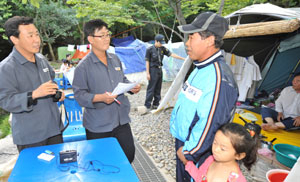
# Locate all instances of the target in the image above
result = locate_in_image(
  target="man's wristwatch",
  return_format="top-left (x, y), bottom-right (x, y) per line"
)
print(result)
top-left (27, 91), bottom-right (37, 107)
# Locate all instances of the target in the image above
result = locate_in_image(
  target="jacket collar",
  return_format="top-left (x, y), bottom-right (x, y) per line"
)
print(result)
top-left (193, 50), bottom-right (222, 69)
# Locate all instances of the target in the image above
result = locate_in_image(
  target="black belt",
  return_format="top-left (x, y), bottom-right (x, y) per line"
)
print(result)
top-left (151, 65), bottom-right (162, 69)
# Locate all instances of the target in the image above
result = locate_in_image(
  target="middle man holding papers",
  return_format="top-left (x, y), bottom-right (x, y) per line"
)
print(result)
top-left (72, 19), bottom-right (140, 163)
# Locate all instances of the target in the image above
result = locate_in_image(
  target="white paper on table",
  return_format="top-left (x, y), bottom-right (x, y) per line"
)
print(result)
top-left (112, 82), bottom-right (138, 95)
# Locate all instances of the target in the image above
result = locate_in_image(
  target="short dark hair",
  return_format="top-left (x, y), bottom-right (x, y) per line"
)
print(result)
top-left (198, 31), bottom-right (224, 48)
top-left (4, 16), bottom-right (34, 45)
top-left (66, 54), bottom-right (71, 57)
top-left (219, 123), bottom-right (258, 170)
top-left (294, 72), bottom-right (300, 78)
top-left (83, 19), bottom-right (108, 39)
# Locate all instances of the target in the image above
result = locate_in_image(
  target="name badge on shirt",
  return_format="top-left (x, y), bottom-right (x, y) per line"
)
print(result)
top-left (182, 81), bottom-right (202, 102)
top-left (43, 68), bottom-right (49, 72)
top-left (115, 67), bottom-right (121, 71)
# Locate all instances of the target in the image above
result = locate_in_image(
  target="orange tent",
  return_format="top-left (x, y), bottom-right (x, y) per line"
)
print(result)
top-left (71, 49), bottom-right (90, 59)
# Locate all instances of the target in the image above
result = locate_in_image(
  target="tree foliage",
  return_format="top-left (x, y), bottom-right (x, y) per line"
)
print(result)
top-left (206, 0), bottom-right (268, 16)
top-left (67, 0), bottom-right (150, 27)
top-left (0, 1), bottom-right (13, 38)
top-left (20, 0), bottom-right (43, 8)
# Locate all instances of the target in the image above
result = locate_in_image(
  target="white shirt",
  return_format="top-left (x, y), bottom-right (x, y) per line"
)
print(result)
top-left (275, 86), bottom-right (300, 118)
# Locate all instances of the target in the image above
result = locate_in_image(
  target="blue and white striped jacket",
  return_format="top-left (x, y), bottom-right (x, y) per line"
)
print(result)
top-left (170, 51), bottom-right (238, 163)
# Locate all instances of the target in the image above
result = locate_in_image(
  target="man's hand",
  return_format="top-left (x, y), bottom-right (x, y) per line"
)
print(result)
top-left (130, 84), bottom-right (141, 94)
top-left (293, 116), bottom-right (300, 127)
top-left (277, 112), bottom-right (284, 122)
top-left (147, 73), bottom-right (151, 81)
top-left (103, 92), bottom-right (117, 104)
top-left (32, 80), bottom-right (58, 99)
top-left (59, 90), bottom-right (65, 102)
top-left (176, 146), bottom-right (188, 165)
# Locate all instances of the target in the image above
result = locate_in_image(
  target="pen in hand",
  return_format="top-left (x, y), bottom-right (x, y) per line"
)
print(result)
top-left (106, 92), bottom-right (121, 105)
top-left (114, 98), bottom-right (121, 105)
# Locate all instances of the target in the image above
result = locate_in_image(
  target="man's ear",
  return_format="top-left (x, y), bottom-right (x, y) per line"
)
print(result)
top-left (206, 36), bottom-right (215, 47)
top-left (10, 36), bottom-right (18, 45)
top-left (87, 36), bottom-right (93, 44)
top-left (235, 152), bottom-right (246, 160)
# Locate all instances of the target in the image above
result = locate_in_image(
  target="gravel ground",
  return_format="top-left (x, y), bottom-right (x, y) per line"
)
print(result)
top-left (0, 81), bottom-right (283, 181)
top-left (128, 82), bottom-right (281, 182)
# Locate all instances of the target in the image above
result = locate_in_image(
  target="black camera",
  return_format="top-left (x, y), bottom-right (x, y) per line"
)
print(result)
top-left (52, 90), bottom-right (62, 102)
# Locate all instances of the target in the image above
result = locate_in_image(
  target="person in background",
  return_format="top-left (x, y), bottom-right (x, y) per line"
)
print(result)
top-left (144, 34), bottom-right (185, 110)
top-left (170, 12), bottom-right (238, 182)
top-left (59, 59), bottom-right (69, 73)
top-left (66, 53), bottom-right (72, 62)
top-left (261, 72), bottom-right (300, 130)
top-left (177, 123), bottom-right (257, 182)
top-left (72, 19), bottom-right (141, 163)
top-left (0, 16), bottom-right (64, 152)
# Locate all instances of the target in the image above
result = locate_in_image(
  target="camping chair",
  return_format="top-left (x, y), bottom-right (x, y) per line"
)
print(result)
top-left (62, 93), bottom-right (86, 142)
top-left (63, 75), bottom-right (72, 90)
top-left (54, 78), bottom-right (64, 90)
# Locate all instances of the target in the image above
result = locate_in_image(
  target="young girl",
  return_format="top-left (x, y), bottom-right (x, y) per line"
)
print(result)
top-left (177, 123), bottom-right (258, 182)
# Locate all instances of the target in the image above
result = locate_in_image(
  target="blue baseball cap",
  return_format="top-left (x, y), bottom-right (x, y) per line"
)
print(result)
top-left (155, 34), bottom-right (166, 44)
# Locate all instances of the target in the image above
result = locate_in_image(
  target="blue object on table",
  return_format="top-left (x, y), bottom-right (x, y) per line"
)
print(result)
top-left (54, 78), bottom-right (64, 90)
top-left (63, 94), bottom-right (86, 142)
top-left (63, 75), bottom-right (72, 90)
top-left (9, 138), bottom-right (139, 182)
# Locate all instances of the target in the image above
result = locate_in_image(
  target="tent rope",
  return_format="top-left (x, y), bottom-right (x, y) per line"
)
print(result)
top-left (150, 0), bottom-right (169, 41)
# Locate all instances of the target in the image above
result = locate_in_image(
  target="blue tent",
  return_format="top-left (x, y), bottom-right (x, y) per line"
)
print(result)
top-left (112, 36), bottom-right (147, 74)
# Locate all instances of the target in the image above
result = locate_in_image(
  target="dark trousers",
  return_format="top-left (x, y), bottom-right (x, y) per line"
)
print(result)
top-left (261, 107), bottom-right (296, 129)
top-left (145, 67), bottom-right (162, 108)
top-left (17, 134), bottom-right (63, 153)
top-left (175, 139), bottom-right (191, 182)
top-left (85, 123), bottom-right (135, 163)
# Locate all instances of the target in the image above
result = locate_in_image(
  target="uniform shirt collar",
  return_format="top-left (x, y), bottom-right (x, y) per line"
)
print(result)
top-left (91, 51), bottom-right (113, 63)
top-left (12, 47), bottom-right (35, 65)
top-left (193, 50), bottom-right (222, 68)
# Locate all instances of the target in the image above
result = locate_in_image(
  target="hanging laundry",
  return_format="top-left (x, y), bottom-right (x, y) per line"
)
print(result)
top-left (67, 44), bottom-right (75, 52)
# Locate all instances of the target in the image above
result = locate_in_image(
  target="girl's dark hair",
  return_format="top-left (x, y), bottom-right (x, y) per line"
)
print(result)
top-left (219, 123), bottom-right (258, 170)
top-left (83, 19), bottom-right (108, 39)
top-left (4, 16), bottom-right (34, 45)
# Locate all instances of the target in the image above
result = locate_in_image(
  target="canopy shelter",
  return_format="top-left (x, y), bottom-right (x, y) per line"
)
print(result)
top-left (222, 3), bottom-right (300, 93)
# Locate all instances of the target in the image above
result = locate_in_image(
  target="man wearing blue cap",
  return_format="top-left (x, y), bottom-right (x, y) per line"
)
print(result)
top-left (144, 34), bottom-right (185, 110)
top-left (170, 12), bottom-right (239, 181)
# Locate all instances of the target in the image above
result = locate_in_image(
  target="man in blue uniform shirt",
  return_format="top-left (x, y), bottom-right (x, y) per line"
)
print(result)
top-left (144, 34), bottom-right (185, 110)
top-left (0, 16), bottom-right (65, 152)
top-left (170, 12), bottom-right (238, 182)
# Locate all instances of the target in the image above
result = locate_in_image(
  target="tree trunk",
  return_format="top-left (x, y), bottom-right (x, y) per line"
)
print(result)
top-left (47, 43), bottom-right (56, 62)
top-left (218, 0), bottom-right (225, 15)
top-left (168, 0), bottom-right (186, 26)
top-left (167, 0), bottom-right (187, 42)
top-left (42, 28), bottom-right (56, 62)
top-left (140, 20), bottom-right (184, 41)
top-left (78, 24), bottom-right (85, 44)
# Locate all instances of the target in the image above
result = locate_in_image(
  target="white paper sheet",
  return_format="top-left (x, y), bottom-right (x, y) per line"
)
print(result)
top-left (112, 82), bottom-right (138, 95)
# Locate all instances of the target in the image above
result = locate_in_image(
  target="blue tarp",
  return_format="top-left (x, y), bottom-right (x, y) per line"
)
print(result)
top-left (112, 36), bottom-right (135, 47)
top-left (113, 37), bottom-right (147, 74)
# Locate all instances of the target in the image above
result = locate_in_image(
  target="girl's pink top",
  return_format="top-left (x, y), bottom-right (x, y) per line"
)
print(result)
top-left (185, 155), bottom-right (247, 182)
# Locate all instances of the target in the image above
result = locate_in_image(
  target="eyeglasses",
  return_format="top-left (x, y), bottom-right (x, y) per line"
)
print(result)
top-left (92, 33), bottom-right (112, 39)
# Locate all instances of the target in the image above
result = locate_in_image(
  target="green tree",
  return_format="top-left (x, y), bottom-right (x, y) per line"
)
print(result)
top-left (0, 1), bottom-right (13, 37)
top-left (25, 1), bottom-right (78, 61)
top-left (20, 0), bottom-right (43, 8)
